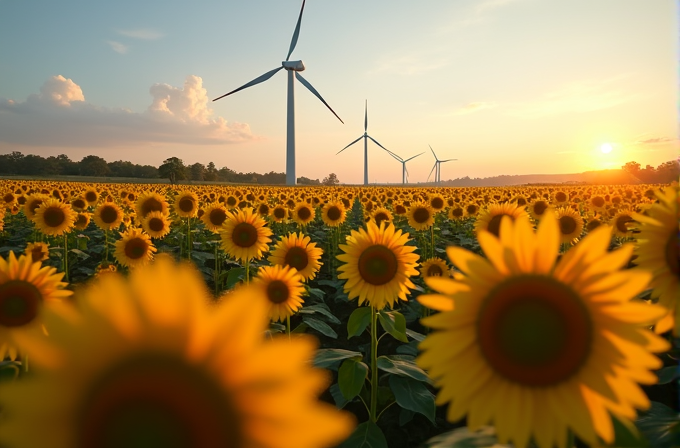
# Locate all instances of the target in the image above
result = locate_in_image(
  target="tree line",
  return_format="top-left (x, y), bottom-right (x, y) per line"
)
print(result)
top-left (0, 151), bottom-right (340, 185)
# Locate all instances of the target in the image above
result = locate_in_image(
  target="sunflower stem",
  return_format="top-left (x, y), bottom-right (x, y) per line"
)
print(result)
top-left (245, 259), bottom-right (250, 286)
top-left (430, 224), bottom-right (435, 259)
top-left (370, 305), bottom-right (379, 423)
top-left (186, 217), bottom-right (192, 261)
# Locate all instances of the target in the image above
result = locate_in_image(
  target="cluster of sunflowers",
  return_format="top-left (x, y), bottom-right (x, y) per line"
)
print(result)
top-left (0, 178), bottom-right (678, 448)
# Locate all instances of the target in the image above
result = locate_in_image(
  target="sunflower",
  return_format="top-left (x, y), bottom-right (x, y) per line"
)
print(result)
top-left (173, 191), bottom-right (199, 218)
top-left (417, 215), bottom-right (669, 448)
top-left (271, 205), bottom-right (289, 223)
top-left (142, 211), bottom-right (171, 239)
top-left (70, 197), bottom-right (88, 212)
top-left (74, 212), bottom-right (91, 230)
top-left (465, 203), bottom-right (479, 217)
top-left (337, 221), bottom-right (419, 310)
top-left (585, 216), bottom-right (603, 233)
top-left (407, 202), bottom-right (435, 231)
top-left (32, 199), bottom-right (76, 237)
top-left (268, 232), bottom-right (323, 282)
top-left (429, 194), bottom-right (446, 212)
top-left (114, 228), bottom-right (156, 268)
top-left (555, 207), bottom-right (584, 244)
top-left (22, 194), bottom-right (48, 221)
top-left (475, 202), bottom-right (529, 237)
top-left (0, 256), bottom-right (354, 448)
top-left (93, 202), bottom-right (124, 232)
top-left (254, 264), bottom-right (306, 322)
top-left (371, 207), bottom-right (393, 228)
top-left (321, 201), bottom-right (346, 227)
top-left (2, 191), bottom-right (16, 208)
top-left (200, 202), bottom-right (229, 233)
top-left (553, 190), bottom-right (568, 205)
top-left (448, 206), bottom-right (465, 221)
top-left (588, 195), bottom-right (607, 212)
top-left (135, 192), bottom-right (169, 220)
top-left (528, 200), bottom-right (552, 221)
top-left (420, 257), bottom-right (449, 279)
top-left (612, 209), bottom-right (635, 237)
top-left (0, 251), bottom-right (72, 361)
top-left (82, 188), bottom-right (100, 206)
top-left (220, 208), bottom-right (272, 263)
top-left (256, 202), bottom-right (271, 218)
top-left (292, 202), bottom-right (316, 226)
top-left (633, 184), bottom-right (679, 334)
top-left (24, 242), bottom-right (49, 262)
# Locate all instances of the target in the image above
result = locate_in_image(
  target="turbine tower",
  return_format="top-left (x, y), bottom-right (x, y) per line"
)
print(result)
top-left (385, 151), bottom-right (424, 184)
top-left (337, 100), bottom-right (393, 185)
top-left (212, 0), bottom-right (343, 186)
top-left (426, 145), bottom-right (457, 185)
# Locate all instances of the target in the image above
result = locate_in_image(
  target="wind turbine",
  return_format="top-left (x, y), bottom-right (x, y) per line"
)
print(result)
top-left (426, 145), bottom-right (457, 185)
top-left (385, 151), bottom-right (425, 184)
top-left (337, 100), bottom-right (394, 185)
top-left (212, 0), bottom-right (343, 186)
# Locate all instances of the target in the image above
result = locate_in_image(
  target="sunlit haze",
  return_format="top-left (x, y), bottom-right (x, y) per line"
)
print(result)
top-left (0, 0), bottom-right (677, 184)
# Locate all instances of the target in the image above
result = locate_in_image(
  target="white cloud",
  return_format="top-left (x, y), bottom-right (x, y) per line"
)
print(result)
top-left (0, 75), bottom-right (258, 148)
top-left (116, 28), bottom-right (164, 40)
top-left (455, 101), bottom-right (497, 115)
top-left (107, 40), bottom-right (128, 54)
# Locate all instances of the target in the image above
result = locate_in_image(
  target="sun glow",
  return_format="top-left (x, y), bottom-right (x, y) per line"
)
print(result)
top-left (600, 143), bottom-right (613, 154)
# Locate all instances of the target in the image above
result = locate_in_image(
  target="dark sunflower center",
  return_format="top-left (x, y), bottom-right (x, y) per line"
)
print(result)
top-left (209, 209), bottom-right (227, 227)
top-left (413, 207), bottom-right (430, 224)
top-left (29, 199), bottom-right (43, 214)
top-left (451, 208), bottom-right (464, 218)
top-left (179, 197), bottom-right (195, 213)
top-left (555, 192), bottom-right (567, 202)
top-left (431, 197), bottom-right (444, 209)
top-left (374, 212), bottom-right (389, 226)
top-left (124, 238), bottom-right (148, 260)
top-left (666, 234), bottom-right (680, 279)
top-left (85, 192), bottom-right (98, 203)
top-left (226, 197), bottom-right (237, 207)
top-left (266, 280), bottom-right (290, 304)
top-left (327, 206), bottom-right (341, 221)
top-left (592, 197), bottom-right (605, 208)
top-left (477, 275), bottom-right (592, 387)
top-left (358, 245), bottom-right (398, 286)
top-left (615, 214), bottom-right (632, 234)
top-left (297, 207), bottom-right (312, 221)
top-left (43, 207), bottom-right (66, 227)
top-left (141, 198), bottom-right (163, 217)
top-left (148, 218), bottom-right (165, 232)
top-left (258, 205), bottom-right (270, 216)
top-left (558, 215), bottom-right (577, 235)
top-left (76, 355), bottom-right (241, 448)
top-left (284, 246), bottom-right (309, 272)
top-left (516, 197), bottom-right (527, 206)
top-left (586, 219), bottom-right (601, 232)
top-left (100, 206), bottom-right (119, 224)
top-left (0, 280), bottom-right (42, 327)
top-left (3, 193), bottom-right (14, 203)
top-left (31, 247), bottom-right (46, 260)
top-left (72, 199), bottom-right (86, 210)
top-left (486, 214), bottom-right (512, 237)
top-left (232, 223), bottom-right (258, 248)
top-left (533, 201), bottom-right (548, 216)
top-left (466, 204), bottom-right (478, 215)
top-left (426, 264), bottom-right (444, 277)
top-left (273, 208), bottom-right (286, 219)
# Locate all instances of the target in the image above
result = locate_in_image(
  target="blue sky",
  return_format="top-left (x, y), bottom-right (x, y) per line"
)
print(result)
top-left (0, 0), bottom-right (676, 184)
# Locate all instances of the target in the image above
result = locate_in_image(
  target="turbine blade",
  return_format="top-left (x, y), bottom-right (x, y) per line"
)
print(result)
top-left (286, 0), bottom-right (306, 61)
top-left (295, 72), bottom-right (344, 124)
top-left (213, 66), bottom-right (283, 101)
top-left (429, 144), bottom-right (439, 161)
top-left (367, 135), bottom-right (390, 153)
top-left (441, 158), bottom-right (458, 162)
top-left (385, 150), bottom-right (403, 162)
top-left (337, 135), bottom-right (363, 154)
top-left (364, 99), bottom-right (368, 132)
top-left (426, 163), bottom-right (437, 182)
top-left (405, 152), bottom-right (425, 162)
top-left (405, 165), bottom-right (410, 176)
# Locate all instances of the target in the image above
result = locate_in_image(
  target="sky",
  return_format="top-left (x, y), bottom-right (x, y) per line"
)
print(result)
top-left (0, 0), bottom-right (677, 184)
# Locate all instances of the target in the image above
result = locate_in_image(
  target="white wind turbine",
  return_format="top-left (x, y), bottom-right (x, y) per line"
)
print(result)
top-left (212, 0), bottom-right (343, 186)
top-left (337, 100), bottom-right (394, 185)
top-left (385, 151), bottom-right (425, 184)
top-left (426, 144), bottom-right (457, 185)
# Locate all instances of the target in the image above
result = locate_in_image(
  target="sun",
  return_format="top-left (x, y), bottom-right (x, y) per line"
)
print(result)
top-left (600, 142), bottom-right (613, 154)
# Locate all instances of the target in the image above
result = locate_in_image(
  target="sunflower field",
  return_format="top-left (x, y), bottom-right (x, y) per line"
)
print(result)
top-left (0, 178), bottom-right (678, 448)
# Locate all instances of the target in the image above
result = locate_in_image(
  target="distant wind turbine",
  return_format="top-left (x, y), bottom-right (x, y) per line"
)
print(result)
top-left (212, 0), bottom-right (343, 186)
top-left (385, 151), bottom-right (425, 184)
top-left (426, 145), bottom-right (457, 185)
top-left (337, 100), bottom-right (394, 185)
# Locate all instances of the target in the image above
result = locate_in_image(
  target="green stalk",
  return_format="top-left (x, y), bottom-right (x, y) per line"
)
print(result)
top-left (430, 224), bottom-right (435, 259)
top-left (245, 258), bottom-right (250, 286)
top-left (214, 242), bottom-right (220, 296)
top-left (186, 218), bottom-right (192, 261)
top-left (370, 305), bottom-right (379, 423)
top-left (104, 230), bottom-right (109, 262)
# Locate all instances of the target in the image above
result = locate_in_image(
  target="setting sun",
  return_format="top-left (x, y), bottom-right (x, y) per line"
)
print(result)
top-left (600, 143), bottom-right (614, 154)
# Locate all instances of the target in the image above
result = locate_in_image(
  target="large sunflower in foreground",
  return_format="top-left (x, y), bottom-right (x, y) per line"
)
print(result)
top-left (475, 202), bottom-right (529, 237)
top-left (32, 199), bottom-right (77, 237)
top-left (220, 208), bottom-right (272, 263)
top-left (268, 232), bottom-right (323, 282)
top-left (113, 228), bottom-right (156, 268)
top-left (0, 251), bottom-right (72, 361)
top-left (337, 221), bottom-right (419, 310)
top-left (0, 256), bottom-right (354, 448)
top-left (253, 264), bottom-right (305, 322)
top-left (417, 215), bottom-right (669, 448)
top-left (633, 184), bottom-right (679, 335)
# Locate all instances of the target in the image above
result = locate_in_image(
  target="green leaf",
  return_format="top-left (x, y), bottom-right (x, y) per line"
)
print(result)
top-left (610, 413), bottom-right (648, 447)
top-left (377, 355), bottom-right (430, 383)
top-left (313, 348), bottom-right (362, 370)
top-left (225, 267), bottom-right (245, 290)
top-left (405, 328), bottom-right (426, 342)
top-left (347, 307), bottom-right (372, 339)
top-left (69, 248), bottom-right (89, 259)
top-left (298, 303), bottom-right (341, 324)
top-left (337, 421), bottom-right (388, 448)
top-left (378, 310), bottom-right (408, 343)
top-left (307, 287), bottom-right (325, 299)
top-left (76, 235), bottom-right (88, 251)
top-left (655, 366), bottom-right (679, 385)
top-left (636, 401), bottom-right (680, 448)
top-left (291, 322), bottom-right (308, 334)
top-left (302, 317), bottom-right (338, 339)
top-left (425, 426), bottom-right (499, 448)
top-left (330, 383), bottom-right (350, 409)
top-left (389, 375), bottom-right (436, 424)
top-left (399, 408), bottom-right (415, 426)
top-left (338, 359), bottom-right (368, 400)
top-left (396, 340), bottom-right (420, 357)
top-left (317, 279), bottom-right (343, 288)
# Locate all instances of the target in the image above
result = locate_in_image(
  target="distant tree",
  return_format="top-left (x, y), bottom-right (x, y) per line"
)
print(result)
top-left (18, 154), bottom-right (49, 175)
top-left (621, 161), bottom-right (641, 177)
top-left (79, 155), bottom-right (110, 177)
top-left (322, 173), bottom-right (340, 186)
top-left (297, 176), bottom-right (320, 185)
top-left (189, 163), bottom-right (206, 181)
top-left (205, 162), bottom-right (218, 181)
top-left (134, 165), bottom-right (159, 179)
top-left (108, 160), bottom-right (136, 177)
top-left (655, 160), bottom-right (680, 183)
top-left (158, 157), bottom-right (187, 184)
top-left (55, 154), bottom-right (79, 175)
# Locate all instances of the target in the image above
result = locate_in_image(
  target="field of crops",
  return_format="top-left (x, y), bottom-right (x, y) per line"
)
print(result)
top-left (0, 178), bottom-right (677, 448)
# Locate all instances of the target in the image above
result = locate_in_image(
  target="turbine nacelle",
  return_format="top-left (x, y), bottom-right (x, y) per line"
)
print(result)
top-left (282, 60), bottom-right (305, 71)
